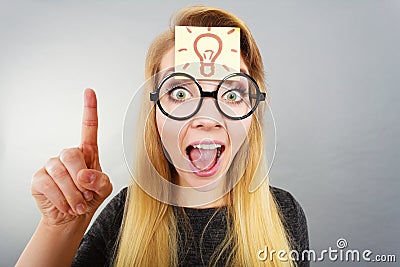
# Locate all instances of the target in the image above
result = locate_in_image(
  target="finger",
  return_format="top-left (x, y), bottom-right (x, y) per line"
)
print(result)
top-left (59, 148), bottom-right (89, 195)
top-left (77, 169), bottom-right (112, 201)
top-left (81, 88), bottom-right (98, 147)
top-left (45, 158), bottom-right (88, 215)
top-left (80, 88), bottom-right (101, 170)
top-left (31, 168), bottom-right (71, 214)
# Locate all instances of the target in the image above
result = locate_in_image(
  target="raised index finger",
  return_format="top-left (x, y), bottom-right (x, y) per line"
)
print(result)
top-left (81, 88), bottom-right (98, 146)
top-left (80, 88), bottom-right (101, 170)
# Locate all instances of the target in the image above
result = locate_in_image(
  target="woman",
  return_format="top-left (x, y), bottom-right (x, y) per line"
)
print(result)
top-left (17, 6), bottom-right (309, 267)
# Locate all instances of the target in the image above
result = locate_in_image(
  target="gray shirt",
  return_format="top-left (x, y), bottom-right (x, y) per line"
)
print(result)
top-left (72, 186), bottom-right (309, 266)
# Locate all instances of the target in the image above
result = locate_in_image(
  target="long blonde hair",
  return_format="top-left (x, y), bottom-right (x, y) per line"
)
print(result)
top-left (114, 6), bottom-right (296, 267)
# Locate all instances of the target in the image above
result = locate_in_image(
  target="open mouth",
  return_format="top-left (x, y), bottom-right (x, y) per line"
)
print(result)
top-left (185, 142), bottom-right (225, 175)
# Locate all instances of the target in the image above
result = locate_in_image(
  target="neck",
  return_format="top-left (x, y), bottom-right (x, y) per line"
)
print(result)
top-left (192, 195), bottom-right (229, 209)
top-left (173, 174), bottom-right (230, 209)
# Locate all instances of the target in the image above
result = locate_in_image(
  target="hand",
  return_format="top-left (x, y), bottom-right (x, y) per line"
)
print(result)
top-left (31, 89), bottom-right (113, 226)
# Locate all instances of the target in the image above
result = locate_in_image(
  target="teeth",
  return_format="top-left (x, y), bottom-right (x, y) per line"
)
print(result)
top-left (192, 144), bottom-right (222, 150)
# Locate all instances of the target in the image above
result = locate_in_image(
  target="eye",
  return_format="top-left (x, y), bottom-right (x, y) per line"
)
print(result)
top-left (170, 87), bottom-right (191, 101)
top-left (222, 90), bottom-right (242, 102)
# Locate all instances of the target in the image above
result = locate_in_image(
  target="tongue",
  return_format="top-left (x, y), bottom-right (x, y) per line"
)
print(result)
top-left (189, 148), bottom-right (217, 171)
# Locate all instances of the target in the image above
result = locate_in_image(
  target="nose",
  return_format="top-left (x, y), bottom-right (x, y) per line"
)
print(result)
top-left (190, 98), bottom-right (224, 129)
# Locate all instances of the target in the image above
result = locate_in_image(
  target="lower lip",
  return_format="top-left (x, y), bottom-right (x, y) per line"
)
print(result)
top-left (188, 153), bottom-right (223, 177)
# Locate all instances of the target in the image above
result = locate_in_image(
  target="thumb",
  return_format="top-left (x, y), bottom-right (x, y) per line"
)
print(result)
top-left (77, 169), bottom-right (112, 200)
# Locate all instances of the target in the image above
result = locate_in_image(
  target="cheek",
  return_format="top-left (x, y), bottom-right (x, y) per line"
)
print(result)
top-left (156, 109), bottom-right (177, 146)
top-left (155, 108), bottom-right (165, 137)
top-left (155, 108), bottom-right (186, 162)
top-left (226, 117), bottom-right (252, 155)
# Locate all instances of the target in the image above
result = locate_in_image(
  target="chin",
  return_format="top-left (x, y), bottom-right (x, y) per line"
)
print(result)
top-left (178, 160), bottom-right (230, 192)
top-left (184, 174), bottom-right (222, 190)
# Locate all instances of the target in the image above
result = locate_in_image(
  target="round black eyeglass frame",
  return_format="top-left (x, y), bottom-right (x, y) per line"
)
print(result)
top-left (150, 72), bottom-right (266, 121)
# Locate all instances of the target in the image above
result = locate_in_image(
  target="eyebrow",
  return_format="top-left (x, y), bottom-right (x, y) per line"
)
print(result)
top-left (155, 67), bottom-right (175, 84)
top-left (159, 67), bottom-right (175, 76)
top-left (240, 68), bottom-right (249, 75)
top-left (156, 67), bottom-right (250, 84)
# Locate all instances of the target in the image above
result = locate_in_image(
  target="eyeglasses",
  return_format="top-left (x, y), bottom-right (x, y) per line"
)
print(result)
top-left (150, 72), bottom-right (266, 120)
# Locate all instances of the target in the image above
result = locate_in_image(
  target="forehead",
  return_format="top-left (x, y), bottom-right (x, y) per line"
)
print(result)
top-left (159, 47), bottom-right (250, 75)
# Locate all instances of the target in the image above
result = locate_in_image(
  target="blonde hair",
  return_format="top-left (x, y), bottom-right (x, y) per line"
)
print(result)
top-left (114, 6), bottom-right (296, 267)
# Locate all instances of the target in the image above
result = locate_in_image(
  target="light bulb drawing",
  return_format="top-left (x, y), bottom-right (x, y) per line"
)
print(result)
top-left (193, 33), bottom-right (223, 77)
top-left (175, 26), bottom-right (240, 80)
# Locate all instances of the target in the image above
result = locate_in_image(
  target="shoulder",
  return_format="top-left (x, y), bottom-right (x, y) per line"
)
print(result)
top-left (82, 187), bottom-right (128, 235)
top-left (99, 187), bottom-right (128, 229)
top-left (269, 186), bottom-right (310, 254)
top-left (270, 186), bottom-right (305, 219)
top-left (72, 187), bottom-right (128, 266)
top-left (94, 187), bottom-right (127, 224)
top-left (107, 187), bottom-right (128, 210)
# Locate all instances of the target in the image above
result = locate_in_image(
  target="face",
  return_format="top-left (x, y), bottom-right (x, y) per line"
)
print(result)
top-left (155, 48), bottom-right (252, 189)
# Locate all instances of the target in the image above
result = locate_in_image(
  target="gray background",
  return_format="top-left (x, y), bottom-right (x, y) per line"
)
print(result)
top-left (1, 0), bottom-right (399, 266)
